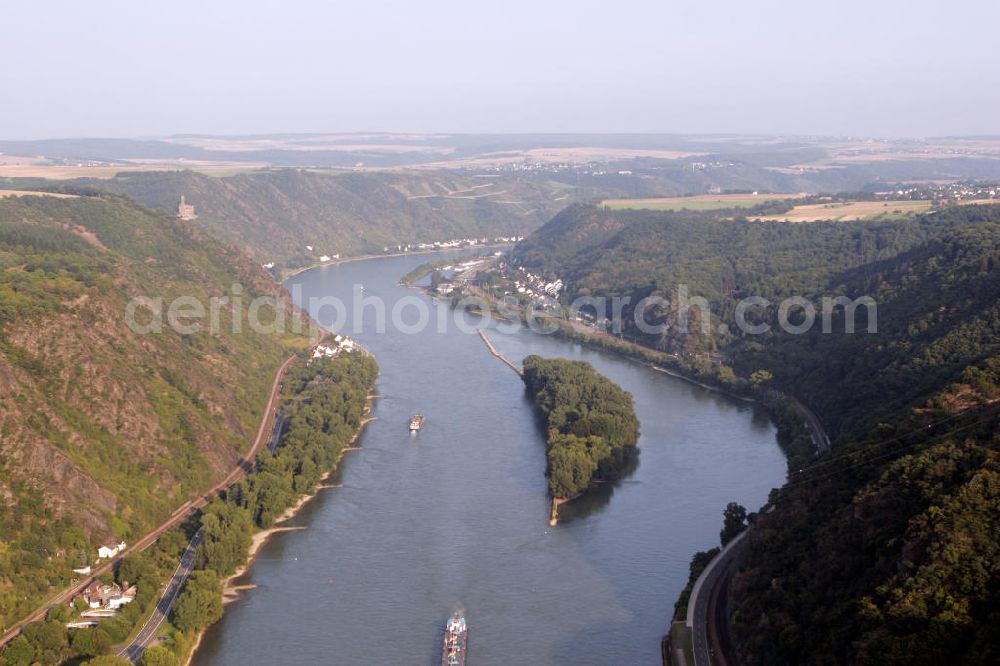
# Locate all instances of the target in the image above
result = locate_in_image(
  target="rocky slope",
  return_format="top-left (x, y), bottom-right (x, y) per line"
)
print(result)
top-left (0, 193), bottom-right (309, 626)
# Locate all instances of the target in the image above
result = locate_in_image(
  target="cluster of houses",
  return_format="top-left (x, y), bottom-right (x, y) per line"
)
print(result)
top-left (468, 159), bottom-right (629, 177)
top-left (311, 335), bottom-right (356, 360)
top-left (62, 541), bottom-right (138, 624)
top-left (383, 236), bottom-right (523, 254)
top-left (688, 161), bottom-right (737, 170)
top-left (512, 273), bottom-right (564, 299)
top-left (260, 237), bottom-right (525, 272)
top-left (294, 245), bottom-right (340, 268)
top-left (877, 182), bottom-right (998, 202)
top-left (77, 581), bottom-right (137, 611)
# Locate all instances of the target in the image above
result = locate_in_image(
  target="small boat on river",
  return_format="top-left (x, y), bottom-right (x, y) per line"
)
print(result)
top-left (409, 414), bottom-right (425, 432)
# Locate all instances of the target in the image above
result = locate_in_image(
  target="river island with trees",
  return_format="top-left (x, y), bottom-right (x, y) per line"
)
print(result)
top-left (521, 355), bottom-right (640, 500)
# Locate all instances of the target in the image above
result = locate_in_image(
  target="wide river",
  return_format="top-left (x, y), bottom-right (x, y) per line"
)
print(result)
top-left (191, 252), bottom-right (786, 665)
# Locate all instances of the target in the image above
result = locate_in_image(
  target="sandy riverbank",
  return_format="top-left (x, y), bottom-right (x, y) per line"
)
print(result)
top-left (181, 410), bottom-right (376, 666)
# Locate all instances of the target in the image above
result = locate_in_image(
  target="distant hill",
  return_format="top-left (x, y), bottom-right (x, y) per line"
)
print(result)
top-left (69, 170), bottom-right (574, 267)
top-left (0, 194), bottom-right (308, 627)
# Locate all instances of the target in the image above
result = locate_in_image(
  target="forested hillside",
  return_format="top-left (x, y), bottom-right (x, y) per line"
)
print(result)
top-left (512, 204), bottom-right (1000, 434)
top-left (511, 203), bottom-right (1000, 664)
top-left (0, 194), bottom-right (309, 628)
top-left (56, 170), bottom-right (573, 267)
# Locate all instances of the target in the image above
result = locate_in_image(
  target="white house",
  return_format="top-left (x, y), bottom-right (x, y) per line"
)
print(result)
top-left (79, 581), bottom-right (135, 610)
top-left (107, 585), bottom-right (137, 609)
top-left (97, 541), bottom-right (126, 560)
top-left (312, 344), bottom-right (338, 359)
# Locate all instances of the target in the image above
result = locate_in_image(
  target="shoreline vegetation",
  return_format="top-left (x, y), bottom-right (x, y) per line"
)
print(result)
top-left (171, 351), bottom-right (379, 666)
top-left (521, 356), bottom-right (641, 525)
top-left (450, 279), bottom-right (819, 472)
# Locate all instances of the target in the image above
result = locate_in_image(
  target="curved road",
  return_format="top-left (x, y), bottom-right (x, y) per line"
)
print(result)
top-left (0, 352), bottom-right (297, 649)
top-left (685, 398), bottom-right (830, 666)
top-left (790, 396), bottom-right (831, 454)
top-left (685, 530), bottom-right (747, 666)
top-left (119, 529), bottom-right (204, 662)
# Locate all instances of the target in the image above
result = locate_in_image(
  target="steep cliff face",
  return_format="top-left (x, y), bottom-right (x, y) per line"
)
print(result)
top-left (0, 194), bottom-right (309, 625)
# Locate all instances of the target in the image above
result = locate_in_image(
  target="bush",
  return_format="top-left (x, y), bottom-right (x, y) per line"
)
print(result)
top-left (171, 570), bottom-right (223, 633)
top-left (141, 645), bottom-right (179, 666)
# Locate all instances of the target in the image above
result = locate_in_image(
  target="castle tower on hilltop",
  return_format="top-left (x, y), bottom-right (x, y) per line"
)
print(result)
top-left (177, 195), bottom-right (197, 221)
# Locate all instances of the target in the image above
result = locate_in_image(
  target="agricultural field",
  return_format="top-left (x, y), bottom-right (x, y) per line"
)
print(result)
top-left (0, 189), bottom-right (78, 199)
top-left (754, 199), bottom-right (999, 222)
top-left (753, 199), bottom-right (934, 222)
top-left (0, 160), bottom-right (264, 180)
top-left (600, 193), bottom-right (803, 211)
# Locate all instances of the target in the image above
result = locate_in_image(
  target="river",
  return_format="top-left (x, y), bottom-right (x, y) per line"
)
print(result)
top-left (190, 252), bottom-right (786, 665)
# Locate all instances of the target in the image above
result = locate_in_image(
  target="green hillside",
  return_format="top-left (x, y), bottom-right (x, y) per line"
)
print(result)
top-left (59, 169), bottom-right (574, 267)
top-left (510, 203), bottom-right (1000, 663)
top-left (0, 194), bottom-right (309, 628)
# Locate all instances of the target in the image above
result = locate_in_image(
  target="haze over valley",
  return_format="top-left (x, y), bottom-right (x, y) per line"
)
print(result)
top-left (1, 2), bottom-right (999, 665)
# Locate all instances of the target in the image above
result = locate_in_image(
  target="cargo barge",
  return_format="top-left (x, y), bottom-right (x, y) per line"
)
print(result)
top-left (441, 616), bottom-right (467, 666)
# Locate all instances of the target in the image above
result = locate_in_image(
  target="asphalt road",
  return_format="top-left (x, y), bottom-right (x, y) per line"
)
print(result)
top-left (686, 398), bottom-right (829, 666)
top-left (119, 529), bottom-right (204, 663)
top-left (687, 531), bottom-right (747, 666)
top-left (791, 397), bottom-right (831, 453)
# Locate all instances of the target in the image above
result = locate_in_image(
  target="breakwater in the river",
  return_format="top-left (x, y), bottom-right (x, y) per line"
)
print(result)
top-left (477, 329), bottom-right (523, 376)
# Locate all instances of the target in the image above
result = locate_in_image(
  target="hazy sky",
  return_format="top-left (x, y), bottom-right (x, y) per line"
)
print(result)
top-left (2, 0), bottom-right (997, 139)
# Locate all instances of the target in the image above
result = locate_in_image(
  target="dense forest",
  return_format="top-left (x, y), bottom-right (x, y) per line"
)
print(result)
top-left (194, 350), bottom-right (378, 580)
top-left (521, 356), bottom-right (639, 498)
top-left (512, 204), bottom-right (1000, 436)
top-left (512, 203), bottom-right (1000, 663)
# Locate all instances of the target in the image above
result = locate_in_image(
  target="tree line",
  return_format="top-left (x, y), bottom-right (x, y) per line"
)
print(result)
top-left (170, 351), bottom-right (377, 639)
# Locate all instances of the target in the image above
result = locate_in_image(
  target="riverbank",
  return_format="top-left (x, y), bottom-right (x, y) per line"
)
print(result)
top-left (280, 244), bottom-right (511, 281)
top-left (457, 280), bottom-right (827, 466)
top-left (194, 251), bottom-right (788, 664)
top-left (180, 401), bottom-right (377, 666)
